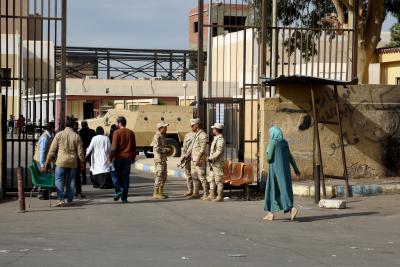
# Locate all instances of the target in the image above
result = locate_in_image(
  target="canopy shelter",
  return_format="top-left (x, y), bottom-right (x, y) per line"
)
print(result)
top-left (261, 75), bottom-right (359, 202)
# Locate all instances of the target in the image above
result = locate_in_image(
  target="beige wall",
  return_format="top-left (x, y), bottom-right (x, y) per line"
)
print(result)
top-left (260, 84), bottom-right (400, 180)
top-left (61, 79), bottom-right (198, 98)
top-left (381, 62), bottom-right (400, 85)
top-left (210, 29), bottom-right (259, 97)
top-left (67, 100), bottom-right (84, 120)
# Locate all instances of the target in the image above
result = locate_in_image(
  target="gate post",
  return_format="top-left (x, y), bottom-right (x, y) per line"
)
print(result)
top-left (60, 0), bottom-right (68, 129)
top-left (0, 96), bottom-right (4, 199)
top-left (17, 167), bottom-right (26, 213)
top-left (197, 0), bottom-right (205, 122)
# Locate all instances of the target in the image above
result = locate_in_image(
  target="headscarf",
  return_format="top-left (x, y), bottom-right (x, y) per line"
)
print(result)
top-left (269, 126), bottom-right (284, 142)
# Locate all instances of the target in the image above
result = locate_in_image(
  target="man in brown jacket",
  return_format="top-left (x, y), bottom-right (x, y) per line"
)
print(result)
top-left (110, 116), bottom-right (136, 203)
top-left (45, 118), bottom-right (85, 206)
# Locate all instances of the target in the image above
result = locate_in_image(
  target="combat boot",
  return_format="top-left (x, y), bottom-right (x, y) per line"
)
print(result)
top-left (201, 182), bottom-right (209, 201)
top-left (184, 191), bottom-right (193, 197)
top-left (153, 187), bottom-right (160, 200)
top-left (207, 188), bottom-right (216, 201)
top-left (160, 185), bottom-right (169, 199)
top-left (157, 187), bottom-right (167, 199)
top-left (213, 188), bottom-right (224, 202)
top-left (184, 183), bottom-right (193, 197)
top-left (188, 181), bottom-right (200, 199)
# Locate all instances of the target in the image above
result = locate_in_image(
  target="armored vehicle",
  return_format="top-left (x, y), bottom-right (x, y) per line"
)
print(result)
top-left (86, 105), bottom-right (193, 158)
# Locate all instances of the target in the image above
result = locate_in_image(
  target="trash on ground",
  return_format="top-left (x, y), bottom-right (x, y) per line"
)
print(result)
top-left (181, 256), bottom-right (190, 260)
top-left (319, 199), bottom-right (346, 209)
top-left (0, 250), bottom-right (10, 253)
top-left (228, 254), bottom-right (247, 258)
top-left (43, 248), bottom-right (55, 251)
top-left (220, 232), bottom-right (226, 235)
top-left (331, 254), bottom-right (337, 257)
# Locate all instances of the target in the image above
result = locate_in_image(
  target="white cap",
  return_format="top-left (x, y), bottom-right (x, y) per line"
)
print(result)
top-left (190, 118), bottom-right (201, 126)
top-left (157, 121), bottom-right (169, 129)
top-left (211, 123), bottom-right (224, 130)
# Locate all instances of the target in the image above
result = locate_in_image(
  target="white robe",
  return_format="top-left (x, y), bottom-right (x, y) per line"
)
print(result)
top-left (86, 135), bottom-right (111, 175)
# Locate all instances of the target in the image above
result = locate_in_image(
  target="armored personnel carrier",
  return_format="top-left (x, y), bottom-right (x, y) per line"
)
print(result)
top-left (86, 105), bottom-right (193, 158)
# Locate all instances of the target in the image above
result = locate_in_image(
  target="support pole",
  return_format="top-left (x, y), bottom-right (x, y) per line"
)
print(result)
top-left (334, 85), bottom-right (351, 197)
top-left (17, 167), bottom-right (25, 213)
top-left (311, 84), bottom-right (326, 198)
top-left (314, 164), bottom-right (321, 204)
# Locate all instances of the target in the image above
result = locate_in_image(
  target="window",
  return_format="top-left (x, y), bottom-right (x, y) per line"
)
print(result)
top-left (193, 22), bottom-right (199, 33)
top-left (212, 23), bottom-right (218, 37)
top-left (224, 16), bottom-right (246, 33)
top-left (396, 77), bottom-right (400, 85)
top-left (0, 68), bottom-right (11, 87)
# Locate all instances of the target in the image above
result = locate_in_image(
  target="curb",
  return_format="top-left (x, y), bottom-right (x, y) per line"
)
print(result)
top-left (134, 162), bottom-right (400, 198)
top-left (134, 162), bottom-right (186, 178)
top-left (292, 183), bottom-right (400, 198)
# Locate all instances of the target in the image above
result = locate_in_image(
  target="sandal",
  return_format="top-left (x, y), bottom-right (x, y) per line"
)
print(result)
top-left (290, 207), bottom-right (298, 221)
top-left (263, 213), bottom-right (274, 221)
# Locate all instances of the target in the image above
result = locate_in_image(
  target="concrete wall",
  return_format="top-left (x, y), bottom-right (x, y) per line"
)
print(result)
top-left (260, 84), bottom-right (400, 180)
top-left (60, 79), bottom-right (198, 98)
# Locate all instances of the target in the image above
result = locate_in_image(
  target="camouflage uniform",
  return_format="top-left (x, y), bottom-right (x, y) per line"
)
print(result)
top-left (207, 134), bottom-right (226, 201)
top-left (181, 132), bottom-right (195, 196)
top-left (190, 129), bottom-right (208, 199)
top-left (152, 131), bottom-right (168, 198)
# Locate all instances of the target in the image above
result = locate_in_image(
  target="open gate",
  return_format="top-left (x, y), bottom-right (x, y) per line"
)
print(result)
top-left (196, 0), bottom-right (261, 184)
top-left (0, 0), bottom-right (66, 193)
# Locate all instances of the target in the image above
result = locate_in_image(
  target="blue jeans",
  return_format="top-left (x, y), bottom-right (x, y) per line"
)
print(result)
top-left (55, 167), bottom-right (76, 203)
top-left (111, 159), bottom-right (131, 201)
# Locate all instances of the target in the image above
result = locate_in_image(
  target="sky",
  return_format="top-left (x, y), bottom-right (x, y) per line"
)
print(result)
top-left (67, 0), bottom-right (398, 49)
top-left (67, 0), bottom-right (197, 49)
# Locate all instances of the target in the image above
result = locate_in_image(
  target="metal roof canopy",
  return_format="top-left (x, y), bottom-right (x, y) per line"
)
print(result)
top-left (260, 74), bottom-right (355, 202)
top-left (260, 75), bottom-right (358, 86)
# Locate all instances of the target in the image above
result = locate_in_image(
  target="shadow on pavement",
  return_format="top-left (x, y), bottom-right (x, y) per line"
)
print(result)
top-left (296, 211), bottom-right (379, 222)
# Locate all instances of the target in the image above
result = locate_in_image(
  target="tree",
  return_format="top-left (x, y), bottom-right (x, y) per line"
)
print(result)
top-left (387, 23), bottom-right (400, 47)
top-left (248, 0), bottom-right (400, 84)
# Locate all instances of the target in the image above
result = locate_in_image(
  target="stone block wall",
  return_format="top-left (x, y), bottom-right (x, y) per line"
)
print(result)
top-left (260, 84), bottom-right (400, 180)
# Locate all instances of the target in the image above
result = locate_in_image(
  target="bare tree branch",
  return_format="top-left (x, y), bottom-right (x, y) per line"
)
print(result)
top-left (332, 0), bottom-right (345, 24)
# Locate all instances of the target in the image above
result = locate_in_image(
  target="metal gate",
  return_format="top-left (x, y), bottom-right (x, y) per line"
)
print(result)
top-left (1, 0), bottom-right (66, 193)
top-left (196, 0), bottom-right (261, 183)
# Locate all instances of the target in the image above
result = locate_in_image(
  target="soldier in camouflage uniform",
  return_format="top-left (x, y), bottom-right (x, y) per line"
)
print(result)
top-left (188, 118), bottom-right (209, 200)
top-left (180, 132), bottom-right (195, 197)
top-left (207, 123), bottom-right (226, 202)
top-left (152, 121), bottom-right (170, 200)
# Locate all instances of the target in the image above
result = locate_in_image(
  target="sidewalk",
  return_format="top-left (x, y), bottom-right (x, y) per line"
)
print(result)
top-left (134, 157), bottom-right (400, 198)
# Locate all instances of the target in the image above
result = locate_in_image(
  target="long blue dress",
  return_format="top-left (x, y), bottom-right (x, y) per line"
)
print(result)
top-left (264, 127), bottom-right (300, 213)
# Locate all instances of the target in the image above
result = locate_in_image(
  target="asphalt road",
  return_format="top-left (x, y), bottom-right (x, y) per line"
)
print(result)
top-left (0, 170), bottom-right (399, 267)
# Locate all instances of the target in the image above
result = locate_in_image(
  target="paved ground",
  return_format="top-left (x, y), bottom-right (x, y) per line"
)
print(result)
top-left (0, 170), bottom-right (399, 267)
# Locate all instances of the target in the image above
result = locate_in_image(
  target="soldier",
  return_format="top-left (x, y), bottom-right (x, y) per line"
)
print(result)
top-left (188, 118), bottom-right (209, 200)
top-left (207, 123), bottom-right (226, 202)
top-left (179, 132), bottom-right (195, 197)
top-left (152, 121), bottom-right (170, 200)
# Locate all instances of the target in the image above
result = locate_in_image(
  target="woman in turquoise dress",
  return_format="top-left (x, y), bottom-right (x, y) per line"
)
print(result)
top-left (263, 126), bottom-right (301, 221)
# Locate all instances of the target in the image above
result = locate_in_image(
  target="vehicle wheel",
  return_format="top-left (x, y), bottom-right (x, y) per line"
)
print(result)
top-left (144, 149), bottom-right (154, 158)
top-left (166, 138), bottom-right (181, 158)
